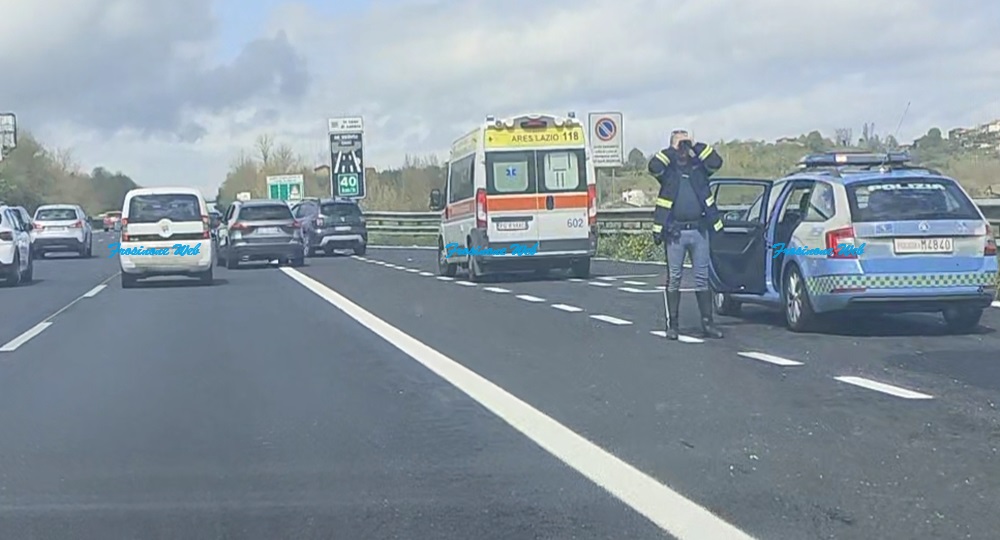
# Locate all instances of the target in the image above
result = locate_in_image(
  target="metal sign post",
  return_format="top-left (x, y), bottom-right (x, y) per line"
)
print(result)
top-left (328, 116), bottom-right (366, 199)
top-left (0, 112), bottom-right (17, 162)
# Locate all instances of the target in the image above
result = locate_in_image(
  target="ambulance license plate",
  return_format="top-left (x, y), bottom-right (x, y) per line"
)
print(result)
top-left (495, 221), bottom-right (528, 231)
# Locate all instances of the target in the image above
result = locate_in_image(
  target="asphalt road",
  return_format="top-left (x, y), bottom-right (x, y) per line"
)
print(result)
top-left (1, 237), bottom-right (999, 539)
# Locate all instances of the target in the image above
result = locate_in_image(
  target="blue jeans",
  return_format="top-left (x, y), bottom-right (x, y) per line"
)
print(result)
top-left (664, 228), bottom-right (710, 292)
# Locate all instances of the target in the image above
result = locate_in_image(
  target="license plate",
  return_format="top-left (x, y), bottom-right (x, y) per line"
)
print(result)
top-left (48, 227), bottom-right (67, 232)
top-left (893, 237), bottom-right (954, 254)
top-left (334, 226), bottom-right (351, 231)
top-left (257, 227), bottom-right (282, 235)
top-left (495, 221), bottom-right (528, 231)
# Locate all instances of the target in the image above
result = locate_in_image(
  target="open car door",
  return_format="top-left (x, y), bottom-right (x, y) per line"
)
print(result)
top-left (708, 179), bottom-right (772, 295)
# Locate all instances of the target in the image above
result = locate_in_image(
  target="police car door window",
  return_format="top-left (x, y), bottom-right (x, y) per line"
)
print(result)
top-left (803, 182), bottom-right (835, 222)
top-left (714, 183), bottom-right (767, 222)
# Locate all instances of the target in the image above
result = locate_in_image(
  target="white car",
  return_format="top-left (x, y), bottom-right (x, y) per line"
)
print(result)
top-left (32, 204), bottom-right (93, 258)
top-left (0, 204), bottom-right (34, 285)
top-left (118, 187), bottom-right (215, 288)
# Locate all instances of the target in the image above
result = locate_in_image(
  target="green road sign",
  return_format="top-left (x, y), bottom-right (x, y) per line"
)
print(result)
top-left (265, 174), bottom-right (304, 201)
top-left (336, 173), bottom-right (360, 197)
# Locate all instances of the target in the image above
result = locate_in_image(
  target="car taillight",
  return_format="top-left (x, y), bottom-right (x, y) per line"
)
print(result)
top-left (986, 224), bottom-right (997, 256)
top-left (475, 188), bottom-right (487, 229)
top-left (587, 184), bottom-right (597, 226)
top-left (825, 226), bottom-right (857, 259)
top-left (230, 222), bottom-right (248, 231)
top-left (0, 231), bottom-right (13, 241)
top-left (33, 222), bottom-right (43, 230)
top-left (71, 220), bottom-right (83, 228)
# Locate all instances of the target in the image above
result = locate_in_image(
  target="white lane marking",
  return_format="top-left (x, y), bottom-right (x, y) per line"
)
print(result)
top-left (369, 245), bottom-right (435, 250)
top-left (992, 300), bottom-right (1000, 308)
top-left (619, 287), bottom-right (660, 294)
top-left (436, 276), bottom-right (455, 281)
top-left (516, 294), bottom-right (545, 303)
top-left (0, 272), bottom-right (119, 354)
top-left (484, 287), bottom-right (511, 293)
top-left (623, 280), bottom-right (648, 286)
top-left (604, 273), bottom-right (660, 279)
top-left (419, 272), bottom-right (433, 277)
top-left (589, 281), bottom-right (613, 287)
top-left (455, 281), bottom-right (477, 287)
top-left (834, 376), bottom-right (933, 400)
top-left (552, 304), bottom-right (583, 312)
top-left (406, 268), bottom-right (420, 273)
top-left (280, 267), bottom-right (755, 540)
top-left (649, 331), bottom-right (704, 343)
top-left (82, 284), bottom-right (107, 298)
top-left (0, 322), bottom-right (53, 352)
top-left (597, 276), bottom-right (618, 281)
top-left (655, 286), bottom-right (697, 292)
top-left (568, 278), bottom-right (586, 283)
top-left (737, 352), bottom-right (803, 367)
top-left (590, 314), bottom-right (632, 326)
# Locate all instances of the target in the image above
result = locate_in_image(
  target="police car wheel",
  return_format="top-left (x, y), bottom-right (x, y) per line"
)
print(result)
top-left (713, 291), bottom-right (741, 316)
top-left (942, 307), bottom-right (983, 333)
top-left (783, 266), bottom-right (815, 332)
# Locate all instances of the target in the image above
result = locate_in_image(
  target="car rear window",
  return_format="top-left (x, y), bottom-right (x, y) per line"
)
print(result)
top-left (846, 178), bottom-right (981, 222)
top-left (238, 204), bottom-right (293, 221)
top-left (36, 208), bottom-right (77, 221)
top-left (320, 203), bottom-right (361, 218)
top-left (128, 194), bottom-right (201, 223)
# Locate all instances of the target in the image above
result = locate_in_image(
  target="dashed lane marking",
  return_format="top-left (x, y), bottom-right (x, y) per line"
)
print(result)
top-left (552, 304), bottom-right (583, 312)
top-left (82, 284), bottom-right (107, 298)
top-left (737, 352), bottom-right (803, 367)
top-left (455, 281), bottom-right (476, 287)
top-left (623, 280), bottom-right (648, 286)
top-left (619, 287), bottom-right (660, 294)
top-left (419, 272), bottom-right (433, 276)
top-left (516, 294), bottom-right (545, 303)
top-left (589, 282), bottom-right (613, 287)
top-left (590, 314), bottom-right (632, 326)
top-left (279, 267), bottom-right (757, 540)
top-left (406, 268), bottom-right (420, 273)
top-left (597, 276), bottom-right (617, 281)
top-left (649, 331), bottom-right (704, 343)
top-left (834, 376), bottom-right (933, 400)
top-left (436, 276), bottom-right (455, 281)
top-left (568, 278), bottom-right (586, 283)
top-left (0, 322), bottom-right (53, 352)
top-left (993, 300), bottom-right (1000, 308)
top-left (484, 287), bottom-right (511, 293)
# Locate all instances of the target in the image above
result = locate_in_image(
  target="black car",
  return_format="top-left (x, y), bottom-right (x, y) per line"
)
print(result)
top-left (218, 199), bottom-right (305, 268)
top-left (291, 198), bottom-right (367, 256)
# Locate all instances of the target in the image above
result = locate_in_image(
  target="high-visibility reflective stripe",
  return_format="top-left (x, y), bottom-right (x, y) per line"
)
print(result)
top-left (654, 151), bottom-right (670, 165)
top-left (699, 146), bottom-right (714, 160)
top-left (652, 224), bottom-right (663, 233)
top-left (705, 196), bottom-right (715, 206)
top-left (713, 220), bottom-right (723, 231)
top-left (655, 197), bottom-right (673, 208)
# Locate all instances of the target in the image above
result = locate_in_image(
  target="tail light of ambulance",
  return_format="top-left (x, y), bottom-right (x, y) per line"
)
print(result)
top-left (986, 224), bottom-right (997, 256)
top-left (200, 215), bottom-right (211, 239)
top-left (825, 226), bottom-right (857, 259)
top-left (475, 188), bottom-right (487, 229)
top-left (587, 184), bottom-right (597, 226)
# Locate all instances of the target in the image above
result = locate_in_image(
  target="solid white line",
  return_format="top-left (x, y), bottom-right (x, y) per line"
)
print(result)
top-left (483, 287), bottom-right (511, 293)
top-left (406, 268), bottom-right (420, 273)
top-left (590, 314), bottom-right (632, 325)
top-left (455, 280), bottom-right (476, 287)
top-left (419, 272), bottom-right (433, 277)
top-left (552, 304), bottom-right (583, 312)
top-left (623, 280), bottom-right (648, 286)
top-left (0, 322), bottom-right (54, 352)
top-left (589, 282), bottom-right (613, 287)
top-left (737, 352), bottom-right (803, 367)
top-left (993, 300), bottom-right (1000, 308)
top-left (834, 376), bottom-right (933, 400)
top-left (279, 267), bottom-right (755, 540)
top-left (516, 294), bottom-right (545, 303)
top-left (436, 276), bottom-right (455, 281)
top-left (649, 331), bottom-right (704, 343)
top-left (82, 284), bottom-right (107, 298)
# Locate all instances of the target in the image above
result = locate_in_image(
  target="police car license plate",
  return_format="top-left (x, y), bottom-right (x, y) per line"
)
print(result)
top-left (495, 221), bottom-right (528, 231)
top-left (893, 237), bottom-right (954, 254)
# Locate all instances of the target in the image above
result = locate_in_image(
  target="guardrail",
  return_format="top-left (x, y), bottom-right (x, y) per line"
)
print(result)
top-left (365, 200), bottom-right (1000, 237)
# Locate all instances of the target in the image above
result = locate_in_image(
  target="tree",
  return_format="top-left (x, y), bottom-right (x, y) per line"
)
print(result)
top-left (626, 147), bottom-right (646, 170)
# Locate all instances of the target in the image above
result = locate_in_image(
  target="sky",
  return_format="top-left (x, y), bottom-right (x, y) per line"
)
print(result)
top-left (2, 0), bottom-right (999, 198)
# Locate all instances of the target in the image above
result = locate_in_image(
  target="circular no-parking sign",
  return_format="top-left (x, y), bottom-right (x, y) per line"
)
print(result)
top-left (595, 117), bottom-right (617, 142)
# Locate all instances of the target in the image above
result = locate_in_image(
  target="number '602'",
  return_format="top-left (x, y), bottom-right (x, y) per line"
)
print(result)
top-left (567, 217), bottom-right (585, 228)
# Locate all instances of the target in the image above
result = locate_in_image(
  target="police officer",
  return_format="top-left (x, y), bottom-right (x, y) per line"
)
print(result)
top-left (648, 129), bottom-right (724, 340)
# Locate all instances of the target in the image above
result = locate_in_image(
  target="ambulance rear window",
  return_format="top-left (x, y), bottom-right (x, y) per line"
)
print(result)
top-left (846, 178), bottom-right (980, 222)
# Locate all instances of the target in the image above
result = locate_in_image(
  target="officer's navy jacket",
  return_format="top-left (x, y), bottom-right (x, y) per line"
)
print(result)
top-left (647, 143), bottom-right (724, 235)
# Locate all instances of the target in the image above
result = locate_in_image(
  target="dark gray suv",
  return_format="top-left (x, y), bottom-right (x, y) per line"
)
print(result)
top-left (291, 198), bottom-right (368, 256)
top-left (218, 199), bottom-right (305, 268)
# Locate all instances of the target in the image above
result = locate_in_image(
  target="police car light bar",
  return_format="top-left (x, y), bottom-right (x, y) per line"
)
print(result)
top-left (799, 151), bottom-right (911, 167)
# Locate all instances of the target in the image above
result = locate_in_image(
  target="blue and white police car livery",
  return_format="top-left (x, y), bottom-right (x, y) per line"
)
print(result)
top-left (708, 152), bottom-right (998, 333)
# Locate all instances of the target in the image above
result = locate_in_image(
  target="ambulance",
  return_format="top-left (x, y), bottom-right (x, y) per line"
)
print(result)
top-left (430, 113), bottom-right (598, 281)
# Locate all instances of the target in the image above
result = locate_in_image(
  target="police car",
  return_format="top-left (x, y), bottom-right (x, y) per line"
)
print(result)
top-left (709, 152), bottom-right (998, 333)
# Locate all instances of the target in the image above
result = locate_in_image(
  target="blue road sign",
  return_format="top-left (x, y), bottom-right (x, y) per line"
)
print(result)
top-left (595, 117), bottom-right (616, 141)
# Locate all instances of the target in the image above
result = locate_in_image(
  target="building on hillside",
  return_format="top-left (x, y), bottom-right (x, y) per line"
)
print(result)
top-left (948, 119), bottom-right (1000, 149)
top-left (621, 189), bottom-right (649, 207)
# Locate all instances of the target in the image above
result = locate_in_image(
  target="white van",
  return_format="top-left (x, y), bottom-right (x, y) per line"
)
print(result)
top-left (117, 187), bottom-right (214, 288)
top-left (430, 113), bottom-right (598, 281)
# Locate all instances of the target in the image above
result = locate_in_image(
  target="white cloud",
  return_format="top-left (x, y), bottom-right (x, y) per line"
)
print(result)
top-left (3, 0), bottom-right (999, 196)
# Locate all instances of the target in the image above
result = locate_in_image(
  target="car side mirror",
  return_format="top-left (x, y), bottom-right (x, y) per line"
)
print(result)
top-left (429, 189), bottom-right (443, 211)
